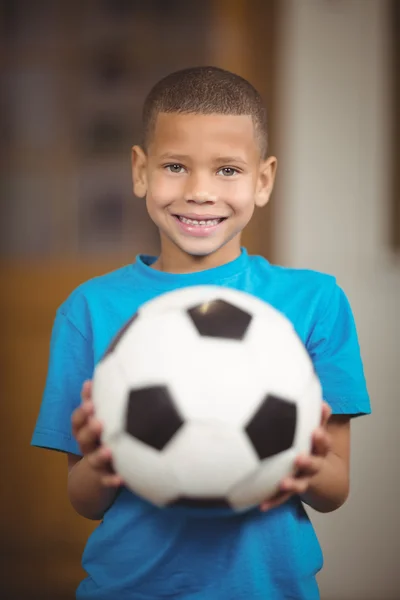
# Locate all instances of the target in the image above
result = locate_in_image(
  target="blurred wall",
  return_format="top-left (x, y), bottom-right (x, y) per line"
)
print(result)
top-left (275, 1), bottom-right (399, 599)
top-left (0, 0), bottom-right (213, 261)
top-left (0, 2), bottom-right (277, 598)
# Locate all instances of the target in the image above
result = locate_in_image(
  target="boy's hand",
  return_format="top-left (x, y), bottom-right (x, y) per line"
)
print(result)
top-left (71, 380), bottom-right (123, 487)
top-left (259, 401), bottom-right (332, 512)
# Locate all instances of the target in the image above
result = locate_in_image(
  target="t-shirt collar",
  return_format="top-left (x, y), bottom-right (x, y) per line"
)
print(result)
top-left (133, 248), bottom-right (249, 290)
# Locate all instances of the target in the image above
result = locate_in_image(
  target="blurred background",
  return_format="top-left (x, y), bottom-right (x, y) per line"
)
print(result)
top-left (0, 0), bottom-right (398, 598)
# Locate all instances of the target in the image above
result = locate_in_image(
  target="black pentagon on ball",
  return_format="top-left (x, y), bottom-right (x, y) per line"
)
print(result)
top-left (245, 394), bottom-right (297, 460)
top-left (102, 313), bottom-right (138, 360)
top-left (187, 299), bottom-right (252, 340)
top-left (168, 496), bottom-right (232, 510)
top-left (126, 386), bottom-right (183, 451)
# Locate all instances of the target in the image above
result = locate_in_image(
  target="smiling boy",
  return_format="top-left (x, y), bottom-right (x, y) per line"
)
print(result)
top-left (32, 66), bottom-right (370, 599)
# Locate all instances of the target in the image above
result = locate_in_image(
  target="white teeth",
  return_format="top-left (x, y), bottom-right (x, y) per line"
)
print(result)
top-left (179, 216), bottom-right (221, 226)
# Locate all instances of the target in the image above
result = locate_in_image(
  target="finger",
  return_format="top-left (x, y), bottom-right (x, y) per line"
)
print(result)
top-left (86, 445), bottom-right (113, 471)
top-left (71, 406), bottom-right (86, 431)
top-left (101, 473), bottom-right (124, 487)
top-left (85, 445), bottom-right (122, 486)
top-left (71, 405), bottom-right (90, 436)
top-left (81, 380), bottom-right (93, 403)
top-left (280, 476), bottom-right (310, 496)
top-left (75, 418), bottom-right (103, 455)
top-left (314, 431), bottom-right (332, 457)
top-left (260, 491), bottom-right (292, 512)
top-left (320, 401), bottom-right (332, 427)
top-left (71, 403), bottom-right (96, 440)
top-left (294, 454), bottom-right (325, 478)
top-left (312, 428), bottom-right (332, 457)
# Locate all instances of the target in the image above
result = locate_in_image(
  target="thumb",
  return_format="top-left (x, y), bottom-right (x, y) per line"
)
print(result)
top-left (321, 401), bottom-right (332, 427)
top-left (81, 380), bottom-right (93, 404)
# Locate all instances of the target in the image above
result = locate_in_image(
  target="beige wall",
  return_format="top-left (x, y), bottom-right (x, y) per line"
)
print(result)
top-left (275, 1), bottom-right (400, 599)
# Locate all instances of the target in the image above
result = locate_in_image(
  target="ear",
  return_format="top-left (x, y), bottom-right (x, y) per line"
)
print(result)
top-left (255, 156), bottom-right (278, 208)
top-left (131, 145), bottom-right (148, 198)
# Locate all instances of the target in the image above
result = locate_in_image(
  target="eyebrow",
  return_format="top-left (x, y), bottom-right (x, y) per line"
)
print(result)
top-left (214, 156), bottom-right (248, 166)
top-left (158, 154), bottom-right (190, 162)
top-left (158, 154), bottom-right (248, 166)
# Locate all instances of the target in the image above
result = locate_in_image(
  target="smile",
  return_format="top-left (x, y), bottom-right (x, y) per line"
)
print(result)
top-left (176, 216), bottom-right (225, 227)
top-left (172, 214), bottom-right (227, 237)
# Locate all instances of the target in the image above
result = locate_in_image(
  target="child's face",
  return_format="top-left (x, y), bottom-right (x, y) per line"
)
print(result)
top-left (132, 112), bottom-right (276, 267)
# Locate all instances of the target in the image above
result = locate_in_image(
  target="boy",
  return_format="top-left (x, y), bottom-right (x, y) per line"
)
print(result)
top-left (32, 66), bottom-right (370, 599)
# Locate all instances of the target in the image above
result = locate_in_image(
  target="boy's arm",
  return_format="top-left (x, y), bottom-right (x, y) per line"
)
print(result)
top-left (67, 454), bottom-right (120, 521)
top-left (67, 381), bottom-right (123, 521)
top-left (300, 414), bottom-right (350, 513)
top-left (261, 404), bottom-right (351, 514)
top-left (261, 280), bottom-right (369, 515)
top-left (300, 280), bottom-right (369, 513)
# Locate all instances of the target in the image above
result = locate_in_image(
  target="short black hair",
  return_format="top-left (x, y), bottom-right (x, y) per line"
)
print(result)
top-left (142, 66), bottom-right (268, 158)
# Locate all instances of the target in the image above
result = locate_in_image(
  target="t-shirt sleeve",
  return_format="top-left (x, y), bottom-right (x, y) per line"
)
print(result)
top-left (31, 309), bottom-right (94, 455)
top-left (307, 279), bottom-right (371, 417)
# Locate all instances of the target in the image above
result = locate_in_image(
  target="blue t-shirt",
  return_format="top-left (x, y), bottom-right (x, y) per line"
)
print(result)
top-left (31, 249), bottom-right (370, 600)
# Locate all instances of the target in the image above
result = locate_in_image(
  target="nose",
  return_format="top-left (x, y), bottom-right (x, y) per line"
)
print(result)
top-left (184, 174), bottom-right (217, 205)
top-left (187, 194), bottom-right (216, 206)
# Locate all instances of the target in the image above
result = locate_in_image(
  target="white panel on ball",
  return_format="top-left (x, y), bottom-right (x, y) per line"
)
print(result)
top-left (113, 433), bottom-right (181, 506)
top-left (164, 337), bottom-right (269, 428)
top-left (227, 446), bottom-right (298, 510)
top-left (114, 310), bottom-right (201, 393)
top-left (245, 315), bottom-right (314, 402)
top-left (92, 353), bottom-right (130, 443)
top-left (164, 421), bottom-right (259, 497)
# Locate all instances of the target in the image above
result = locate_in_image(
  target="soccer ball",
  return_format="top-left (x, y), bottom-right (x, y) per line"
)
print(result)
top-left (92, 286), bottom-right (322, 514)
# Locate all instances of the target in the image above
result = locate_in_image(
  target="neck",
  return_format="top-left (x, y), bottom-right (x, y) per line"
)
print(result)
top-left (152, 239), bottom-right (242, 274)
